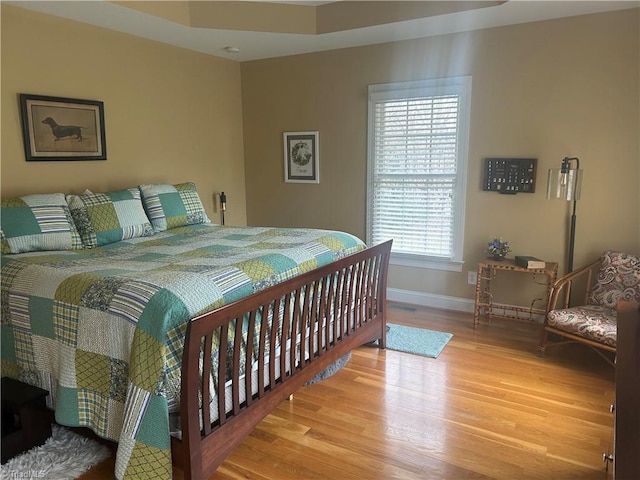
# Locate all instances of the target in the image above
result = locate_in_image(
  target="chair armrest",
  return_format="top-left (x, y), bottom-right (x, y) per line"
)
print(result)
top-left (547, 259), bottom-right (601, 311)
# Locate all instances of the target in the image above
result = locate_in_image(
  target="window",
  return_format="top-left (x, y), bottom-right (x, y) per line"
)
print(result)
top-left (367, 76), bottom-right (471, 271)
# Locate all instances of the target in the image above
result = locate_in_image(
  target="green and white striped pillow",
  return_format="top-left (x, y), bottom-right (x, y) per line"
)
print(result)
top-left (67, 188), bottom-right (154, 248)
top-left (139, 182), bottom-right (211, 232)
top-left (1, 193), bottom-right (84, 254)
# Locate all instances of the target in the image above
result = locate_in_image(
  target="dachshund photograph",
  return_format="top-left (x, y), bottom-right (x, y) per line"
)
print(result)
top-left (41, 117), bottom-right (86, 141)
top-left (20, 94), bottom-right (106, 160)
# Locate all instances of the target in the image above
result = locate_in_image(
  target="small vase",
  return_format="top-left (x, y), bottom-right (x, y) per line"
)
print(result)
top-left (490, 255), bottom-right (506, 261)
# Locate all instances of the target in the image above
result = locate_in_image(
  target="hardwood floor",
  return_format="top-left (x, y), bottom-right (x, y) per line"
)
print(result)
top-left (80, 304), bottom-right (615, 480)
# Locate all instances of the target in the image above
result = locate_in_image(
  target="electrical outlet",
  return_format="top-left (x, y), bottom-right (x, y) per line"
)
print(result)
top-left (467, 271), bottom-right (478, 285)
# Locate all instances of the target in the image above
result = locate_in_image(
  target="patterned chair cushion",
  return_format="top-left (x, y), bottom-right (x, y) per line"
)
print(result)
top-left (588, 250), bottom-right (640, 308)
top-left (547, 304), bottom-right (617, 347)
top-left (139, 182), bottom-right (211, 232)
top-left (67, 188), bottom-right (154, 248)
top-left (1, 193), bottom-right (83, 254)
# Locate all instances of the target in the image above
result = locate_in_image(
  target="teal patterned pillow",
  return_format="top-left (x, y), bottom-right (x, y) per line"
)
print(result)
top-left (1, 193), bottom-right (83, 254)
top-left (139, 182), bottom-right (211, 232)
top-left (67, 188), bottom-right (154, 248)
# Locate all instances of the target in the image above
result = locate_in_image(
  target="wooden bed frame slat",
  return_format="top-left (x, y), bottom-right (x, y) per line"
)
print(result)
top-left (202, 334), bottom-right (213, 435)
top-left (245, 310), bottom-right (257, 408)
top-left (172, 240), bottom-right (392, 479)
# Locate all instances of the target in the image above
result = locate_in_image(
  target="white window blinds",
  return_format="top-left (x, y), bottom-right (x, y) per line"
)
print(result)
top-left (367, 77), bottom-right (470, 267)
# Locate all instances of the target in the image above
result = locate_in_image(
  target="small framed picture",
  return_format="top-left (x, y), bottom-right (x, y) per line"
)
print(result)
top-left (19, 93), bottom-right (107, 161)
top-left (283, 131), bottom-right (319, 183)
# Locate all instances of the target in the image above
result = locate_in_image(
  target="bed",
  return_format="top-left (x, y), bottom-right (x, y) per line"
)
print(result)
top-left (0, 185), bottom-right (392, 480)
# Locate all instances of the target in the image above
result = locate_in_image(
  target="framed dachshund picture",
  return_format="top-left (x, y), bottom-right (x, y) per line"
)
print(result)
top-left (283, 131), bottom-right (319, 183)
top-left (19, 93), bottom-right (107, 161)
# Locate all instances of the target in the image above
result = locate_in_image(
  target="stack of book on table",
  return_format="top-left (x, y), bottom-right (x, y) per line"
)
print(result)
top-left (515, 256), bottom-right (546, 269)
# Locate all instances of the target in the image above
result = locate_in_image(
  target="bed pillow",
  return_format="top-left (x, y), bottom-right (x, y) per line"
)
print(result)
top-left (139, 182), bottom-right (211, 232)
top-left (1, 193), bottom-right (83, 254)
top-left (67, 188), bottom-right (154, 248)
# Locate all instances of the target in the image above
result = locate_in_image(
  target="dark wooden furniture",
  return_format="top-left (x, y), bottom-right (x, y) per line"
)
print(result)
top-left (1, 377), bottom-right (51, 464)
top-left (473, 258), bottom-right (558, 328)
top-left (171, 240), bottom-right (392, 479)
top-left (612, 300), bottom-right (640, 479)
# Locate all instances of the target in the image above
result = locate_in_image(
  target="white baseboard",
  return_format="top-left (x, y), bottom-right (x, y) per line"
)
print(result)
top-left (387, 287), bottom-right (475, 313)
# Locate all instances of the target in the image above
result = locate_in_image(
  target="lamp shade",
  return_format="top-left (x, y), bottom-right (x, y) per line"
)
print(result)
top-left (546, 168), bottom-right (582, 201)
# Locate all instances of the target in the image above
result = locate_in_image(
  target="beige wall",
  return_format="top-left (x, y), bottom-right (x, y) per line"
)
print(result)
top-left (241, 9), bottom-right (640, 304)
top-left (2, 5), bottom-right (638, 307)
top-left (1, 4), bottom-right (247, 226)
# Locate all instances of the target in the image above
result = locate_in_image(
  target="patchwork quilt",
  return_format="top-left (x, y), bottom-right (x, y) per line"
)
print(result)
top-left (0, 224), bottom-right (364, 479)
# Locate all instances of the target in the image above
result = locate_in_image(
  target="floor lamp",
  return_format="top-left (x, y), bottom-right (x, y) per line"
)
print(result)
top-left (546, 157), bottom-right (583, 273)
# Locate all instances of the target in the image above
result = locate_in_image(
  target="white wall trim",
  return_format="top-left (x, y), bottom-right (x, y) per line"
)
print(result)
top-left (387, 287), bottom-right (474, 313)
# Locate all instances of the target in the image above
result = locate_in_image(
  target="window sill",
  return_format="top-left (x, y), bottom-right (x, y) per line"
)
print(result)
top-left (390, 252), bottom-right (464, 272)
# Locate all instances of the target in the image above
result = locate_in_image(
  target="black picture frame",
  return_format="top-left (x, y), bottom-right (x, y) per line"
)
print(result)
top-left (19, 93), bottom-right (107, 161)
top-left (283, 131), bottom-right (319, 183)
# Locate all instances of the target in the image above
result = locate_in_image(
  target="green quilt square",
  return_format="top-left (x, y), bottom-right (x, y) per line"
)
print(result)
top-left (126, 440), bottom-right (172, 479)
top-left (29, 296), bottom-right (55, 338)
top-left (1, 206), bottom-right (40, 236)
top-left (127, 330), bottom-right (165, 392)
top-left (1, 324), bottom-right (16, 362)
top-left (87, 203), bottom-right (120, 232)
top-left (166, 215), bottom-right (187, 229)
top-left (134, 394), bottom-right (170, 449)
top-left (55, 386), bottom-right (80, 424)
top-left (158, 192), bottom-right (186, 217)
top-left (96, 228), bottom-right (123, 246)
top-left (107, 189), bottom-right (135, 201)
top-left (76, 350), bottom-right (111, 396)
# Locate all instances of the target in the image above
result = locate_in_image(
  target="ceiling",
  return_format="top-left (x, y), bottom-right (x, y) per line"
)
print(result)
top-left (9, 1), bottom-right (640, 62)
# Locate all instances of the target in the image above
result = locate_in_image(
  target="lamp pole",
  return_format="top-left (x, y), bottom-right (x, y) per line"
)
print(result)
top-left (561, 157), bottom-right (580, 273)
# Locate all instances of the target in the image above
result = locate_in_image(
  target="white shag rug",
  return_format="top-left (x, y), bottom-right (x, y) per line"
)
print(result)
top-left (1, 424), bottom-right (111, 480)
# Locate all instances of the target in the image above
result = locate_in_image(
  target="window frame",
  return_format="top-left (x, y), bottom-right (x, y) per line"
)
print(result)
top-left (366, 76), bottom-right (471, 272)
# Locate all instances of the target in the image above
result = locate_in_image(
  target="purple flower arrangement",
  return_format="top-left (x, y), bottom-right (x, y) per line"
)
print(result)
top-left (487, 237), bottom-right (510, 259)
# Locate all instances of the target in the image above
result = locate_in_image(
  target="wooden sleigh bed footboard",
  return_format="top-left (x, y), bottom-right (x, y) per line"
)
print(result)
top-left (172, 240), bottom-right (392, 479)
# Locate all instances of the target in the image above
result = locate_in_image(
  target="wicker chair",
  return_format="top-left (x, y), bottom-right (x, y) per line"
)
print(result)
top-left (538, 250), bottom-right (640, 366)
